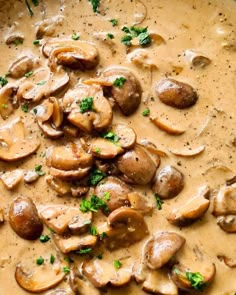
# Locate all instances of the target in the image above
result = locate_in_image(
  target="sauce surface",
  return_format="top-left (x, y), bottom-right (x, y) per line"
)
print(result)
top-left (0, 0), bottom-right (236, 294)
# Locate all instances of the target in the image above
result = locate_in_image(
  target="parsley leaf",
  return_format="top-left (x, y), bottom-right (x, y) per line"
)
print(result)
top-left (50, 254), bottom-right (55, 264)
top-left (64, 256), bottom-right (74, 263)
top-left (186, 272), bottom-right (205, 291)
top-left (76, 248), bottom-right (92, 254)
top-left (1, 104), bottom-right (7, 109)
top-left (155, 194), bottom-right (164, 210)
top-left (25, 0), bottom-right (34, 16)
top-left (31, 0), bottom-right (39, 6)
top-left (88, 0), bottom-right (100, 13)
top-left (89, 169), bottom-right (106, 186)
top-left (33, 39), bottom-right (40, 45)
top-left (36, 256), bottom-right (44, 265)
top-left (37, 80), bottom-right (46, 85)
top-left (102, 131), bottom-right (119, 143)
top-left (62, 266), bottom-right (70, 273)
top-left (35, 165), bottom-right (45, 176)
top-left (39, 235), bottom-right (50, 243)
top-left (25, 71), bottom-right (33, 78)
top-left (97, 253), bottom-right (103, 259)
top-left (113, 260), bottom-right (122, 269)
top-left (121, 25), bottom-right (151, 46)
top-left (121, 34), bottom-right (132, 46)
top-left (94, 148), bottom-right (101, 154)
top-left (72, 33), bottom-right (80, 40)
top-left (142, 108), bottom-right (150, 116)
top-left (138, 31), bottom-right (151, 46)
top-left (99, 232), bottom-right (108, 240)
top-left (80, 195), bottom-right (109, 213)
top-left (21, 104), bottom-right (28, 113)
top-left (110, 19), bottom-right (118, 26)
top-left (113, 77), bottom-right (127, 88)
top-left (89, 225), bottom-right (98, 236)
top-left (78, 96), bottom-right (94, 113)
top-left (0, 76), bottom-right (8, 87)
top-left (103, 191), bottom-right (110, 201)
top-left (122, 26), bottom-right (130, 33)
top-left (107, 33), bottom-right (114, 39)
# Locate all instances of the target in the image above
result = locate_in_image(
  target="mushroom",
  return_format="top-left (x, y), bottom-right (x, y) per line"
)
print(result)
top-left (212, 184), bottom-right (236, 217)
top-left (150, 116), bottom-right (185, 135)
top-left (142, 269), bottom-right (178, 295)
top-left (5, 33), bottom-right (24, 45)
top-left (46, 176), bottom-right (71, 196)
top-left (1, 169), bottom-right (23, 190)
top-left (36, 15), bottom-right (64, 39)
top-left (9, 196), bottom-right (43, 240)
top-left (45, 289), bottom-right (68, 295)
top-left (0, 117), bottom-right (40, 162)
top-left (40, 205), bottom-right (92, 234)
top-left (217, 215), bottom-right (236, 233)
top-left (184, 50), bottom-right (211, 68)
top-left (0, 207), bottom-right (4, 224)
top-left (38, 121), bottom-right (64, 139)
top-left (144, 232), bottom-right (186, 269)
top-left (111, 124), bottom-right (137, 149)
top-left (152, 166), bottom-right (184, 199)
top-left (0, 84), bottom-right (17, 119)
top-left (139, 139), bottom-right (168, 157)
top-left (117, 145), bottom-right (158, 185)
top-left (127, 192), bottom-right (154, 214)
top-left (53, 234), bottom-right (97, 254)
top-left (24, 170), bottom-right (40, 184)
top-left (167, 185), bottom-right (210, 226)
top-left (217, 255), bottom-right (236, 268)
top-left (8, 56), bottom-right (34, 78)
top-left (94, 176), bottom-right (131, 212)
top-left (102, 67), bottom-right (142, 115)
top-left (15, 257), bottom-right (67, 293)
top-left (169, 145), bottom-right (206, 157)
top-left (82, 258), bottom-right (133, 288)
top-left (171, 261), bottom-right (216, 291)
top-left (42, 39), bottom-right (99, 70)
top-left (91, 138), bottom-right (124, 159)
top-left (156, 78), bottom-right (198, 109)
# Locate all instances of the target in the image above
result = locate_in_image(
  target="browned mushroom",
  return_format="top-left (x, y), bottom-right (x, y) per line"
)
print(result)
top-left (184, 50), bottom-right (211, 68)
top-left (9, 196), bottom-right (43, 240)
top-left (144, 232), bottom-right (185, 269)
top-left (5, 34), bottom-right (24, 45)
top-left (152, 165), bottom-right (184, 199)
top-left (1, 169), bottom-right (23, 190)
top-left (102, 67), bottom-right (142, 115)
top-left (24, 170), bottom-right (40, 184)
top-left (0, 84), bottom-right (17, 119)
top-left (8, 56), bottom-right (34, 78)
top-left (40, 205), bottom-right (92, 234)
top-left (217, 215), bottom-right (236, 233)
top-left (82, 258), bottom-right (133, 288)
top-left (36, 15), bottom-right (64, 39)
top-left (212, 184), bottom-right (236, 217)
top-left (111, 124), bottom-right (137, 149)
top-left (95, 176), bottom-right (131, 212)
top-left (117, 145), bottom-right (158, 185)
top-left (15, 257), bottom-right (67, 293)
top-left (0, 207), bottom-right (4, 224)
top-left (0, 117), bottom-right (40, 162)
top-left (45, 289), bottom-right (68, 295)
top-left (91, 138), bottom-right (124, 159)
top-left (217, 255), bottom-right (236, 268)
top-left (139, 139), bottom-right (168, 157)
top-left (167, 185), bottom-right (210, 226)
top-left (150, 116), bottom-right (185, 135)
top-left (127, 192), bottom-right (154, 214)
top-left (156, 78), bottom-right (198, 109)
top-left (43, 39), bottom-right (99, 70)
top-left (46, 176), bottom-right (71, 196)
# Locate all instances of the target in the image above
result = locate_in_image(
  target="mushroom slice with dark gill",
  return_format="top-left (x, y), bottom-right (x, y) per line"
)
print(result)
top-left (152, 165), bottom-right (184, 199)
top-left (117, 144), bottom-right (158, 185)
top-left (82, 258), bottom-right (133, 288)
top-left (43, 38), bottom-right (99, 70)
top-left (0, 117), bottom-right (40, 162)
top-left (102, 67), bottom-right (142, 115)
top-left (184, 50), bottom-right (211, 68)
top-left (217, 215), bottom-right (236, 233)
top-left (217, 255), bottom-right (236, 268)
top-left (9, 196), bottom-right (43, 240)
top-left (144, 232), bottom-right (186, 269)
top-left (156, 78), bottom-right (198, 109)
top-left (8, 55), bottom-right (34, 78)
top-left (0, 84), bottom-right (18, 119)
top-left (1, 169), bottom-right (23, 190)
top-left (167, 185), bottom-right (210, 226)
top-left (15, 257), bottom-right (67, 293)
top-left (212, 184), bottom-right (236, 217)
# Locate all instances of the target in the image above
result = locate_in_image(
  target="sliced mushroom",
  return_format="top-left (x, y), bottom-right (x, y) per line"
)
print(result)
top-left (152, 165), bottom-right (184, 199)
top-left (212, 184), bottom-right (236, 217)
top-left (46, 176), bottom-right (71, 196)
top-left (184, 50), bottom-right (211, 68)
top-left (117, 145), bottom-right (158, 185)
top-left (150, 116), bottom-right (185, 135)
top-left (34, 99), bottom-right (54, 122)
top-left (40, 205), bottom-right (92, 234)
top-left (91, 138), bottom-right (124, 159)
top-left (217, 215), bottom-right (236, 233)
top-left (167, 185), bottom-right (210, 226)
top-left (36, 15), bottom-right (64, 39)
top-left (95, 176), bottom-right (131, 212)
top-left (169, 145), bottom-right (205, 157)
top-left (53, 234), bottom-right (97, 254)
top-left (139, 140), bottom-right (168, 157)
top-left (171, 261), bottom-right (216, 291)
top-left (144, 232), bottom-right (185, 269)
top-left (38, 121), bottom-right (64, 139)
top-left (45, 289), bottom-right (68, 295)
top-left (0, 117), bottom-right (40, 162)
top-left (102, 67), bottom-right (142, 115)
top-left (82, 258), bottom-right (133, 288)
top-left (156, 78), bottom-right (198, 109)
top-left (0, 207), bottom-right (4, 224)
top-left (71, 186), bottom-right (89, 198)
top-left (142, 269), bottom-right (178, 295)
top-left (8, 56), bottom-right (34, 78)
top-left (1, 169), bottom-right (23, 190)
top-left (0, 84), bottom-right (17, 119)
top-left (24, 170), bottom-right (40, 184)
top-left (9, 196), bottom-right (43, 240)
top-left (217, 255), bottom-right (236, 268)
top-left (127, 192), bottom-right (154, 214)
top-left (15, 257), bottom-right (66, 293)
top-left (112, 124), bottom-right (137, 149)
top-left (5, 34), bottom-right (24, 45)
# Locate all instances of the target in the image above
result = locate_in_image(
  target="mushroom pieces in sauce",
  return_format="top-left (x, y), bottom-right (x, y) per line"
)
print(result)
top-left (0, 84), bottom-right (18, 119)
top-left (8, 55), bottom-right (34, 79)
top-left (156, 78), bottom-right (198, 109)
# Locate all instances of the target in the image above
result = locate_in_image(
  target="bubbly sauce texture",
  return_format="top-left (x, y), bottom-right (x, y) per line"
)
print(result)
top-left (0, 0), bottom-right (236, 294)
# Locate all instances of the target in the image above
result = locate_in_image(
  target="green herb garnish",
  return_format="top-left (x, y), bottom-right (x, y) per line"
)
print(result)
top-left (0, 76), bottom-right (8, 87)
top-left (113, 260), bottom-right (122, 269)
top-left (97, 253), bottom-right (103, 259)
top-left (142, 108), bottom-right (150, 116)
top-left (186, 272), bottom-right (205, 291)
top-left (72, 33), bottom-right (80, 40)
top-left (39, 235), bottom-right (50, 243)
top-left (80, 194), bottom-right (109, 213)
top-left (154, 194), bottom-right (164, 210)
top-left (37, 80), bottom-right (46, 85)
top-left (89, 225), bottom-right (98, 236)
top-left (21, 104), bottom-right (28, 113)
top-left (103, 191), bottom-right (110, 201)
top-left (33, 39), bottom-right (40, 45)
top-left (35, 165), bottom-right (45, 176)
top-left (25, 71), bottom-right (33, 78)
top-left (113, 77), bottom-right (126, 88)
top-left (89, 169), bottom-right (106, 186)
top-left (62, 266), bottom-right (70, 273)
top-left (121, 25), bottom-right (151, 46)
top-left (88, 0), bottom-right (100, 13)
top-left (1, 104), bottom-right (7, 109)
top-left (138, 31), bottom-right (151, 46)
top-left (121, 34), bottom-right (132, 46)
top-left (31, 0), bottom-right (39, 6)
top-left (25, 0), bottom-right (34, 17)
top-left (76, 248), bottom-right (92, 254)
top-left (102, 131), bottom-right (119, 143)
top-left (78, 96), bottom-right (94, 113)
top-left (36, 256), bottom-right (44, 265)
top-left (50, 254), bottom-right (55, 264)
top-left (94, 148), bottom-right (101, 154)
top-left (110, 19), bottom-right (118, 26)
top-left (107, 33), bottom-right (114, 39)
top-left (99, 232), bottom-right (107, 240)
top-left (64, 257), bottom-right (74, 263)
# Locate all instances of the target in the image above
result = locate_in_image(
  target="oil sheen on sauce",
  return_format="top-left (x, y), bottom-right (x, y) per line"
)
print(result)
top-left (0, 0), bottom-right (236, 294)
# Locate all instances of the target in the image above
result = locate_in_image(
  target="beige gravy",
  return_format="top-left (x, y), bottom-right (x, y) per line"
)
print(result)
top-left (0, 0), bottom-right (236, 294)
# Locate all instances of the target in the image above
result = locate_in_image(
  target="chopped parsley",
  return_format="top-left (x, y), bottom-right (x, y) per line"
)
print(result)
top-left (97, 253), bottom-right (103, 259)
top-left (78, 96), bottom-right (94, 113)
top-left (88, 0), bottom-right (100, 13)
top-left (107, 33), bottom-right (114, 39)
top-left (83, 220), bottom-right (92, 225)
top-left (155, 194), bottom-right (164, 210)
top-left (25, 71), bottom-right (33, 78)
top-left (34, 165), bottom-right (45, 176)
top-left (186, 272), bottom-right (205, 291)
top-left (89, 169), bottom-right (106, 186)
top-left (121, 34), bottom-right (133, 46)
top-left (80, 194), bottom-right (109, 213)
top-left (64, 256), bottom-right (74, 263)
top-left (50, 254), bottom-right (55, 264)
top-left (25, 0), bottom-right (34, 17)
top-left (37, 80), bottom-right (46, 86)
top-left (113, 260), bottom-right (122, 269)
top-left (122, 26), bottom-right (130, 33)
top-left (121, 25), bottom-right (151, 46)
top-left (33, 39), bottom-right (40, 45)
top-left (76, 248), bottom-right (92, 254)
top-left (89, 225), bottom-right (98, 236)
top-left (1, 104), bottom-right (7, 109)
top-left (138, 31), bottom-right (151, 46)
top-left (72, 33), bottom-right (80, 40)
top-left (13, 38), bottom-right (24, 46)
top-left (99, 232), bottom-right (108, 240)
top-left (62, 266), bottom-right (70, 273)
top-left (31, 0), bottom-right (39, 6)
top-left (94, 147), bottom-right (101, 154)
top-left (0, 76), bottom-right (8, 87)
top-left (36, 256), bottom-right (44, 265)
top-left (33, 108), bottom-right (37, 114)
top-left (110, 19), bottom-right (118, 26)
top-left (142, 108), bottom-right (150, 116)
top-left (21, 104), bottom-right (28, 113)
top-left (103, 191), bottom-right (110, 201)
top-left (39, 234), bottom-right (50, 243)
top-left (102, 131), bottom-right (119, 143)
top-left (113, 77), bottom-right (127, 88)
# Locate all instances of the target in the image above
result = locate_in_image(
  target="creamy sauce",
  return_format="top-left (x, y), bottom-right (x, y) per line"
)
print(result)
top-left (0, 0), bottom-right (236, 294)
